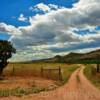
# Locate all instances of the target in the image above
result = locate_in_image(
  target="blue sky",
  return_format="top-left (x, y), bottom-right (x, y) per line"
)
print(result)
top-left (0, 32), bottom-right (11, 40)
top-left (0, 0), bottom-right (100, 61)
top-left (0, 0), bottom-right (78, 27)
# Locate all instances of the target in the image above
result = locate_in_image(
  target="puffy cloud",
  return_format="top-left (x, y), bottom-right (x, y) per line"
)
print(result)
top-left (48, 4), bottom-right (59, 10)
top-left (73, 0), bottom-right (100, 26)
top-left (0, 0), bottom-right (100, 61)
top-left (18, 14), bottom-right (28, 22)
top-left (29, 3), bottom-right (65, 13)
top-left (0, 23), bottom-right (22, 36)
top-left (34, 3), bottom-right (51, 12)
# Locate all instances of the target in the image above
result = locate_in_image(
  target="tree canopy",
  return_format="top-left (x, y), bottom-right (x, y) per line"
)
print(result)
top-left (0, 40), bottom-right (16, 75)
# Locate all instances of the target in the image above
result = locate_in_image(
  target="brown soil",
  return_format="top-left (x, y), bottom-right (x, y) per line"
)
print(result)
top-left (1, 65), bottom-right (100, 100)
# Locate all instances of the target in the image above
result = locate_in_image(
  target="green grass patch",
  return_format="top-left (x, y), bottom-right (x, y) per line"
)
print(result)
top-left (0, 85), bottom-right (57, 97)
top-left (84, 64), bottom-right (100, 89)
top-left (76, 75), bottom-right (80, 82)
top-left (61, 65), bottom-right (79, 84)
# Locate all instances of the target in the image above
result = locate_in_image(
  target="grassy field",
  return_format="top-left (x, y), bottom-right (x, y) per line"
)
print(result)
top-left (84, 64), bottom-right (100, 89)
top-left (0, 63), bottom-right (79, 97)
top-left (0, 85), bottom-right (59, 97)
top-left (4, 63), bottom-right (79, 83)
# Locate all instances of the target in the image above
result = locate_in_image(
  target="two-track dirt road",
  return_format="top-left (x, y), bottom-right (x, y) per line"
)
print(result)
top-left (1, 65), bottom-right (100, 100)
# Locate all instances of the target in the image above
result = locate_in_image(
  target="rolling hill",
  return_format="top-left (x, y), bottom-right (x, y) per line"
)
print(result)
top-left (41, 49), bottom-right (100, 63)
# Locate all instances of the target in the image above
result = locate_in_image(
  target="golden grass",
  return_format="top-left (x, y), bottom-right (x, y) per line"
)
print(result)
top-left (4, 63), bottom-right (79, 82)
top-left (0, 63), bottom-right (79, 97)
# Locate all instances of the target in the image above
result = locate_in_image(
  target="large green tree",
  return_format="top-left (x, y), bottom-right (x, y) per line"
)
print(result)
top-left (0, 40), bottom-right (16, 76)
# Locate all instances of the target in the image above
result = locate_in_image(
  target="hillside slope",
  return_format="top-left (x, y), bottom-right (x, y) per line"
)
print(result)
top-left (41, 49), bottom-right (100, 63)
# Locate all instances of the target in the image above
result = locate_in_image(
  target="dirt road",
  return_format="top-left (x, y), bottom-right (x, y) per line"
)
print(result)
top-left (1, 65), bottom-right (100, 100)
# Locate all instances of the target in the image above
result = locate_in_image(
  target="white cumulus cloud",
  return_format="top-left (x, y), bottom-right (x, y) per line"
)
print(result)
top-left (30, 3), bottom-right (65, 13)
top-left (34, 3), bottom-right (51, 12)
top-left (0, 0), bottom-right (100, 61)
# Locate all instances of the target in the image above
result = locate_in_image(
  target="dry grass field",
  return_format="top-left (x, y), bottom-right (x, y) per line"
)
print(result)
top-left (4, 63), bottom-right (79, 82)
top-left (84, 64), bottom-right (100, 89)
top-left (0, 63), bottom-right (79, 97)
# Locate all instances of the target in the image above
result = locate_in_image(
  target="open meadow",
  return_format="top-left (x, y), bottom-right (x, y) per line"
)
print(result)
top-left (4, 63), bottom-right (79, 82)
top-left (0, 63), bottom-right (79, 97)
top-left (84, 64), bottom-right (100, 90)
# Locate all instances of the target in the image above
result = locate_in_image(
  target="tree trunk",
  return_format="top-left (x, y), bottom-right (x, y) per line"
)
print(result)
top-left (97, 64), bottom-right (100, 72)
top-left (0, 60), bottom-right (8, 76)
top-left (0, 67), bottom-right (4, 76)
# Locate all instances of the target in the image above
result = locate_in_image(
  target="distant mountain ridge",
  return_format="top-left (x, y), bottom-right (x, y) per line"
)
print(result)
top-left (11, 49), bottom-right (100, 63)
top-left (38, 49), bottom-right (100, 63)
